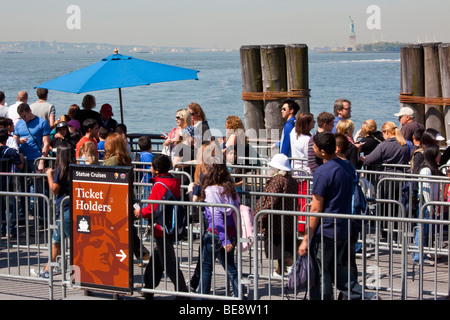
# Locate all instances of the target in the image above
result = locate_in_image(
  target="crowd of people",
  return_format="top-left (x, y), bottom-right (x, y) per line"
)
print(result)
top-left (1, 87), bottom-right (449, 300)
top-left (0, 89), bottom-right (252, 299)
top-left (270, 97), bottom-right (449, 299)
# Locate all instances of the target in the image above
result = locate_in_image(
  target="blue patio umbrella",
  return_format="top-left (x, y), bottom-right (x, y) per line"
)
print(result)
top-left (35, 49), bottom-right (199, 123)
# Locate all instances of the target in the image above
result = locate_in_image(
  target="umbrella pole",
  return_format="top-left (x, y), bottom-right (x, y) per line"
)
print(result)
top-left (119, 88), bottom-right (124, 124)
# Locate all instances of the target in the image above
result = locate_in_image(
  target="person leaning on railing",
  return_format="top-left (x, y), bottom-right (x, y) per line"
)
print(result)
top-left (362, 121), bottom-right (410, 171)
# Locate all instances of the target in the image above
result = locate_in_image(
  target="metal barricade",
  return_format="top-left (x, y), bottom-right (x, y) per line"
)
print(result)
top-left (4, 154), bottom-right (450, 301)
top-left (363, 172), bottom-right (450, 254)
top-left (133, 198), bottom-right (245, 300)
top-left (252, 197), bottom-right (450, 300)
top-left (234, 191), bottom-right (310, 298)
top-left (0, 190), bottom-right (54, 299)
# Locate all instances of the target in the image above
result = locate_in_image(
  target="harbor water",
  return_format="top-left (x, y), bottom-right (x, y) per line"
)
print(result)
top-left (1, 50), bottom-right (401, 137)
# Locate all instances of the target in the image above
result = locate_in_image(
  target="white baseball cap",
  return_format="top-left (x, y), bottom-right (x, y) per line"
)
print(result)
top-left (268, 154), bottom-right (292, 172)
top-left (394, 106), bottom-right (415, 117)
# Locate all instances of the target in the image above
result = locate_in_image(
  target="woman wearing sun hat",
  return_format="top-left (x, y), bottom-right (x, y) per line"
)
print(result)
top-left (254, 153), bottom-right (299, 276)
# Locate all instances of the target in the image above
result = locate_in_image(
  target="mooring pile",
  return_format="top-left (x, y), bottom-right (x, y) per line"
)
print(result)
top-left (240, 44), bottom-right (310, 141)
top-left (400, 43), bottom-right (450, 141)
top-left (240, 43), bottom-right (450, 144)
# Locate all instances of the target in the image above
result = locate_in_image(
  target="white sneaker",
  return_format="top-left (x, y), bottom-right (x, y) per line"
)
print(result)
top-left (53, 266), bottom-right (62, 275)
top-left (422, 259), bottom-right (435, 266)
top-left (286, 265), bottom-right (293, 274)
top-left (30, 268), bottom-right (49, 278)
top-left (272, 271), bottom-right (282, 278)
top-left (30, 268), bottom-right (40, 277)
top-left (413, 259), bottom-right (435, 266)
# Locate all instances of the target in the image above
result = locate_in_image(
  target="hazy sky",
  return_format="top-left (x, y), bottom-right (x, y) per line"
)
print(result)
top-left (2, 0), bottom-right (449, 49)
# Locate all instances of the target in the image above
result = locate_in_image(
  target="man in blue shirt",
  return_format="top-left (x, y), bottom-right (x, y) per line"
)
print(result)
top-left (299, 131), bottom-right (375, 300)
top-left (13, 103), bottom-right (51, 225)
top-left (332, 98), bottom-right (352, 134)
top-left (277, 99), bottom-right (300, 157)
top-left (14, 103), bottom-right (51, 172)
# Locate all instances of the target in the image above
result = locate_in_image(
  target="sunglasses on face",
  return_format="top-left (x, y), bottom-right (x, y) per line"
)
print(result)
top-left (175, 116), bottom-right (182, 120)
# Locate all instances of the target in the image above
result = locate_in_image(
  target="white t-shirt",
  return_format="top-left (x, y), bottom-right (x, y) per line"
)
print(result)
top-left (290, 130), bottom-right (311, 175)
top-left (419, 167), bottom-right (439, 205)
top-left (7, 135), bottom-right (19, 151)
top-left (7, 102), bottom-right (22, 125)
top-left (0, 105), bottom-right (8, 118)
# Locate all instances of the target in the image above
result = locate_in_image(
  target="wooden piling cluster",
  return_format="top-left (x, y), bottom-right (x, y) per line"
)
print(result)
top-left (240, 44), bottom-right (310, 140)
top-left (400, 43), bottom-right (450, 141)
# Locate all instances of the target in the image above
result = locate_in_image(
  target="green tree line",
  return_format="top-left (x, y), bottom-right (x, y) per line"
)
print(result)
top-left (359, 42), bottom-right (408, 52)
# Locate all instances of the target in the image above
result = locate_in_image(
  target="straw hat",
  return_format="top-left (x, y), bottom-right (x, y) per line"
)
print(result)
top-left (268, 154), bottom-right (292, 172)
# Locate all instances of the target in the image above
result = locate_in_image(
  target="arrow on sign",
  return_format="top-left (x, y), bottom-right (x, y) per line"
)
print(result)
top-left (116, 249), bottom-right (127, 262)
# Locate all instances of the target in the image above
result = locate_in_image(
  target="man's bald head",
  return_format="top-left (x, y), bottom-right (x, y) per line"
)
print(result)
top-left (17, 91), bottom-right (28, 102)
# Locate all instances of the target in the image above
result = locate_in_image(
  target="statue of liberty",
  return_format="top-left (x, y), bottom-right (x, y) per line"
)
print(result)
top-left (349, 16), bottom-right (355, 35)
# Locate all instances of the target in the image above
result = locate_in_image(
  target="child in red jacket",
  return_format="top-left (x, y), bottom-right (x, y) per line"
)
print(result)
top-left (134, 154), bottom-right (188, 299)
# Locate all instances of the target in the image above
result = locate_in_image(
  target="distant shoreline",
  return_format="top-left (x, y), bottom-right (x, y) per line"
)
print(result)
top-left (0, 40), bottom-right (408, 55)
top-left (315, 50), bottom-right (401, 54)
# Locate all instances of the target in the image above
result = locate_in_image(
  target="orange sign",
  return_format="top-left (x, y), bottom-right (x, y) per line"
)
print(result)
top-left (70, 164), bottom-right (133, 292)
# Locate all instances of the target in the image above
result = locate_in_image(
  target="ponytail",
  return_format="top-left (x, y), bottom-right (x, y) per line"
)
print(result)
top-left (394, 127), bottom-right (407, 146)
top-left (381, 121), bottom-right (407, 146)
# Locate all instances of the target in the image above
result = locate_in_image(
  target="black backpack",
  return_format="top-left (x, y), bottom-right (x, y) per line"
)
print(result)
top-left (153, 181), bottom-right (187, 240)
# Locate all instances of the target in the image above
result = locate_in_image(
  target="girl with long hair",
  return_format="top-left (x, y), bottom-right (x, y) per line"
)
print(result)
top-left (198, 158), bottom-right (244, 298)
top-left (363, 121), bottom-right (409, 171)
top-left (186, 140), bottom-right (220, 292)
top-left (357, 119), bottom-right (384, 155)
top-left (363, 121), bottom-right (410, 242)
top-left (103, 132), bottom-right (131, 166)
top-left (188, 102), bottom-right (211, 147)
top-left (162, 108), bottom-right (193, 163)
top-left (224, 115), bottom-right (246, 150)
top-left (413, 144), bottom-right (444, 265)
top-left (356, 119), bottom-right (384, 181)
top-left (411, 128), bottom-right (444, 173)
top-left (289, 112), bottom-right (315, 233)
top-left (79, 140), bottom-right (99, 165)
top-left (32, 143), bottom-right (75, 278)
top-left (104, 132), bottom-right (149, 273)
top-left (290, 112), bottom-right (315, 175)
top-left (336, 119), bottom-right (363, 169)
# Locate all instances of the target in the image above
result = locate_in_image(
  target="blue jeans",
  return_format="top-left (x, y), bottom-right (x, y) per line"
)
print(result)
top-left (190, 213), bottom-right (208, 290)
top-left (412, 207), bottom-right (430, 262)
top-left (52, 208), bottom-right (70, 244)
top-left (198, 232), bottom-right (242, 297)
top-left (21, 160), bottom-right (47, 222)
top-left (0, 195), bottom-right (17, 235)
